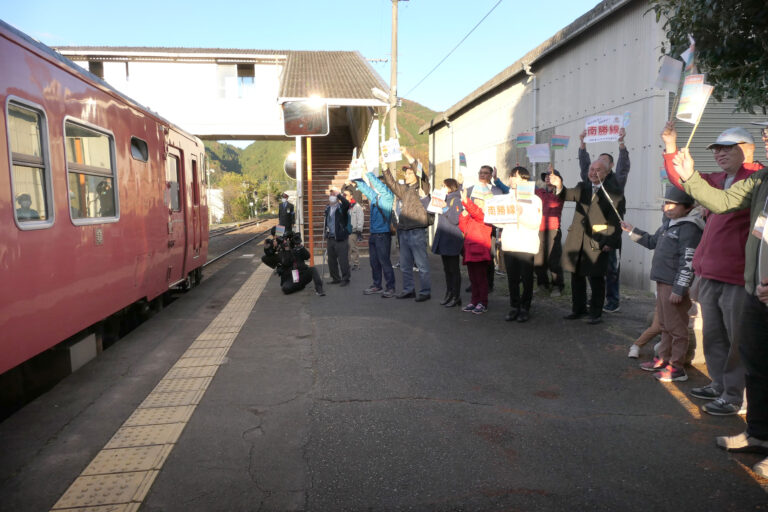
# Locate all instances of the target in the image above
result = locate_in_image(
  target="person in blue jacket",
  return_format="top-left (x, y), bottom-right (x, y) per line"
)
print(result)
top-left (431, 178), bottom-right (464, 307)
top-left (352, 172), bottom-right (396, 298)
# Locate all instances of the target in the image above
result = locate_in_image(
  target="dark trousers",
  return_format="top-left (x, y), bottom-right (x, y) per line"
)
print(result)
top-left (534, 229), bottom-right (564, 289)
top-left (740, 292), bottom-right (768, 439)
top-left (369, 232), bottom-right (395, 291)
top-left (504, 251), bottom-right (534, 310)
top-left (605, 249), bottom-right (620, 307)
top-left (281, 267), bottom-right (322, 294)
top-left (467, 261), bottom-right (490, 306)
top-left (327, 237), bottom-right (350, 282)
top-left (441, 254), bottom-right (461, 299)
top-left (571, 273), bottom-right (605, 318)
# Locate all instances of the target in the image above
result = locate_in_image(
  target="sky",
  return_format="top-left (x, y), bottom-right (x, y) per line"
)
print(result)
top-left (2, 0), bottom-right (601, 114)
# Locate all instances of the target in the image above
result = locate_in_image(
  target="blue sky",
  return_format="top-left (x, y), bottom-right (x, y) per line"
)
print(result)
top-left (3, 0), bottom-right (599, 112)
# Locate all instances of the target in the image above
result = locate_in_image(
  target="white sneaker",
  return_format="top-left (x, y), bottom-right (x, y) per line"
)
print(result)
top-left (628, 345), bottom-right (640, 358)
top-left (754, 456), bottom-right (768, 478)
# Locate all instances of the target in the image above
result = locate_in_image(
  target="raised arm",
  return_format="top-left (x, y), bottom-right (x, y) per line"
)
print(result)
top-left (614, 128), bottom-right (630, 189)
top-left (578, 130), bottom-right (590, 182)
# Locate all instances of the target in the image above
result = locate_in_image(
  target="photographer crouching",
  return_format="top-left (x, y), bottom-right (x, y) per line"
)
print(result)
top-left (263, 229), bottom-right (325, 296)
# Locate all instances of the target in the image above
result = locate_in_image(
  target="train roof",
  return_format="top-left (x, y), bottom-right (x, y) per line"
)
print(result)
top-left (0, 19), bottom-right (200, 143)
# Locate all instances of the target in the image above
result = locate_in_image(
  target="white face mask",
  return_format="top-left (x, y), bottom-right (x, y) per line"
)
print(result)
top-left (282, 198), bottom-right (287, 204)
top-left (329, 195), bottom-right (337, 204)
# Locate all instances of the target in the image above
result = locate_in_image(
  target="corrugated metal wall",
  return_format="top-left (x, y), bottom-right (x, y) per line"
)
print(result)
top-left (426, 0), bottom-right (766, 291)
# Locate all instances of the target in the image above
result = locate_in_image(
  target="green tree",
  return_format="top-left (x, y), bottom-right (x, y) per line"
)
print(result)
top-left (217, 172), bottom-right (257, 222)
top-left (649, 0), bottom-right (768, 113)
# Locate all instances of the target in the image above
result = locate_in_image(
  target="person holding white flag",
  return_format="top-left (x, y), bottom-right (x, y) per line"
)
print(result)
top-left (664, 121), bottom-right (763, 417)
top-left (578, 127), bottom-right (630, 314)
top-left (548, 159), bottom-right (625, 325)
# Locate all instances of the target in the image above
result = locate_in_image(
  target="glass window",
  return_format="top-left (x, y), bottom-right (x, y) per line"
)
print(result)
top-left (167, 154), bottom-right (180, 211)
top-left (65, 121), bottom-right (117, 219)
top-left (8, 102), bottom-right (50, 223)
top-left (130, 136), bottom-right (148, 161)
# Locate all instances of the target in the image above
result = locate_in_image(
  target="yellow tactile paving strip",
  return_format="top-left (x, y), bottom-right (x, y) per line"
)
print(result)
top-left (50, 264), bottom-right (271, 511)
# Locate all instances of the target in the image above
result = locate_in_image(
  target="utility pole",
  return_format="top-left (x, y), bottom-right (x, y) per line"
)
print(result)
top-left (389, 0), bottom-right (402, 140)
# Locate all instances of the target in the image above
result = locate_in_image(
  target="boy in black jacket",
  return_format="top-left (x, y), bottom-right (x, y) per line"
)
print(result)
top-left (621, 186), bottom-right (704, 382)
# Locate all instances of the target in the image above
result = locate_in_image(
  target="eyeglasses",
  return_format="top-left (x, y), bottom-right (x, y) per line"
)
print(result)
top-left (710, 145), bottom-right (739, 154)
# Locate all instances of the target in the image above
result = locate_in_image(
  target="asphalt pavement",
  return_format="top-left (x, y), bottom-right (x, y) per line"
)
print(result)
top-left (0, 251), bottom-right (765, 511)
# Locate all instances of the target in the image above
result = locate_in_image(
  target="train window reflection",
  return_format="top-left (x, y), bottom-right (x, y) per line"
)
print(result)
top-left (8, 102), bottom-right (50, 225)
top-left (65, 121), bottom-right (117, 219)
top-left (167, 155), bottom-right (180, 211)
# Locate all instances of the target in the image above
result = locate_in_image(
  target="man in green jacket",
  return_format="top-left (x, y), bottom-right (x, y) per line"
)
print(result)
top-left (673, 127), bottom-right (768, 478)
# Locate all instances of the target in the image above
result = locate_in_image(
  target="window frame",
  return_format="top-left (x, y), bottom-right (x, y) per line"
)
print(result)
top-left (6, 96), bottom-right (54, 231)
top-left (63, 116), bottom-right (120, 225)
top-left (130, 136), bottom-right (149, 162)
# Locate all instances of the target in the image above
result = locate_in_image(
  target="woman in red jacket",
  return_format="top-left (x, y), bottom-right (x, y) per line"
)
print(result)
top-left (459, 188), bottom-right (492, 314)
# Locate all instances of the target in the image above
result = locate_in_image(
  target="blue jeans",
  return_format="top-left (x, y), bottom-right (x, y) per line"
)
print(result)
top-left (369, 232), bottom-right (395, 291)
top-left (605, 249), bottom-right (620, 307)
top-left (398, 228), bottom-right (431, 295)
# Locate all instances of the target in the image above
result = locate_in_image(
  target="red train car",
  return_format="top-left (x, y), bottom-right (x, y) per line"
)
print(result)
top-left (0, 20), bottom-right (209, 376)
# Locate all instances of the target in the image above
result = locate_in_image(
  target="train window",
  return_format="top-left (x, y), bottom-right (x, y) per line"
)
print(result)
top-left (7, 101), bottom-right (51, 226)
top-left (191, 159), bottom-right (200, 206)
top-left (167, 154), bottom-right (181, 211)
top-left (65, 122), bottom-right (117, 219)
top-left (130, 137), bottom-right (148, 162)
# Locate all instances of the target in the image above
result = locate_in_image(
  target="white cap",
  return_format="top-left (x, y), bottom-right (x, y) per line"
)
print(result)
top-left (705, 127), bottom-right (755, 149)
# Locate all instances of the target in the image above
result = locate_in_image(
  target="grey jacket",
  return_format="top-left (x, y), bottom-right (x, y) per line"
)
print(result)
top-left (628, 210), bottom-right (704, 296)
top-left (381, 162), bottom-right (431, 231)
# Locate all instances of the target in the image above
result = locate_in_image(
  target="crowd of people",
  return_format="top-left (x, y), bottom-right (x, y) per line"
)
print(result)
top-left (265, 121), bottom-right (768, 478)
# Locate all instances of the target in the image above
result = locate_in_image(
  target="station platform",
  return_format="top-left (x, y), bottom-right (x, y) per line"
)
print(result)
top-left (0, 250), bottom-right (765, 511)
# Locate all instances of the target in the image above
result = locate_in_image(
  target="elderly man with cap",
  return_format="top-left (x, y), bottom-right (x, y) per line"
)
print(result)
top-left (278, 192), bottom-right (295, 234)
top-left (671, 123), bottom-right (768, 478)
top-left (664, 122), bottom-right (763, 416)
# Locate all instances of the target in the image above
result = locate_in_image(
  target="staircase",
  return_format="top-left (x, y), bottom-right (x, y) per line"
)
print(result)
top-left (301, 127), bottom-right (369, 258)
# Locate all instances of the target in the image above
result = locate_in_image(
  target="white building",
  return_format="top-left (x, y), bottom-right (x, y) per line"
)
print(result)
top-left (420, 0), bottom-right (767, 290)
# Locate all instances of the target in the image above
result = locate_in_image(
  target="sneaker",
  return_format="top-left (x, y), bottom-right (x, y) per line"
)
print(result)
top-left (413, 266), bottom-right (419, 272)
top-left (315, 288), bottom-right (326, 296)
top-left (702, 398), bottom-right (743, 416)
top-left (603, 303), bottom-right (620, 313)
top-left (462, 303), bottom-right (476, 312)
top-left (716, 432), bottom-right (768, 454)
top-left (754, 457), bottom-right (768, 479)
top-left (472, 304), bottom-right (487, 315)
top-left (690, 385), bottom-right (720, 400)
top-left (381, 289), bottom-right (395, 298)
top-left (364, 286), bottom-right (383, 295)
top-left (628, 345), bottom-right (640, 358)
top-left (639, 357), bottom-right (666, 372)
top-left (392, 262), bottom-right (400, 269)
top-left (654, 364), bottom-right (688, 382)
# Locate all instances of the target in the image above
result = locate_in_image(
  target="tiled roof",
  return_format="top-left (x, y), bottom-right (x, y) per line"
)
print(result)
top-left (279, 51), bottom-right (387, 100)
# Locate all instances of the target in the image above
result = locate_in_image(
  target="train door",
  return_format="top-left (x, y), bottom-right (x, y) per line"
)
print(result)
top-left (165, 147), bottom-right (187, 285)
top-left (190, 157), bottom-right (202, 256)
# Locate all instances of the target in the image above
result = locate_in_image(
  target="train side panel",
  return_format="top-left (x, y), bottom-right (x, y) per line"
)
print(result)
top-left (0, 24), bottom-right (207, 375)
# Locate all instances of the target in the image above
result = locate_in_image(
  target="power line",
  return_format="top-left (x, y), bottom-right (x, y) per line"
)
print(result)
top-left (402, 0), bottom-right (504, 98)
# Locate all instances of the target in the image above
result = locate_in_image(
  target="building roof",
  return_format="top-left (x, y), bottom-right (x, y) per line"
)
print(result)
top-left (55, 46), bottom-right (389, 107)
top-left (419, 0), bottom-right (633, 134)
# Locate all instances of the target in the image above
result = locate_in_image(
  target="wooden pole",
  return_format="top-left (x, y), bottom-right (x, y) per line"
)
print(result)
top-left (684, 118), bottom-right (702, 150)
top-left (307, 137), bottom-right (314, 262)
